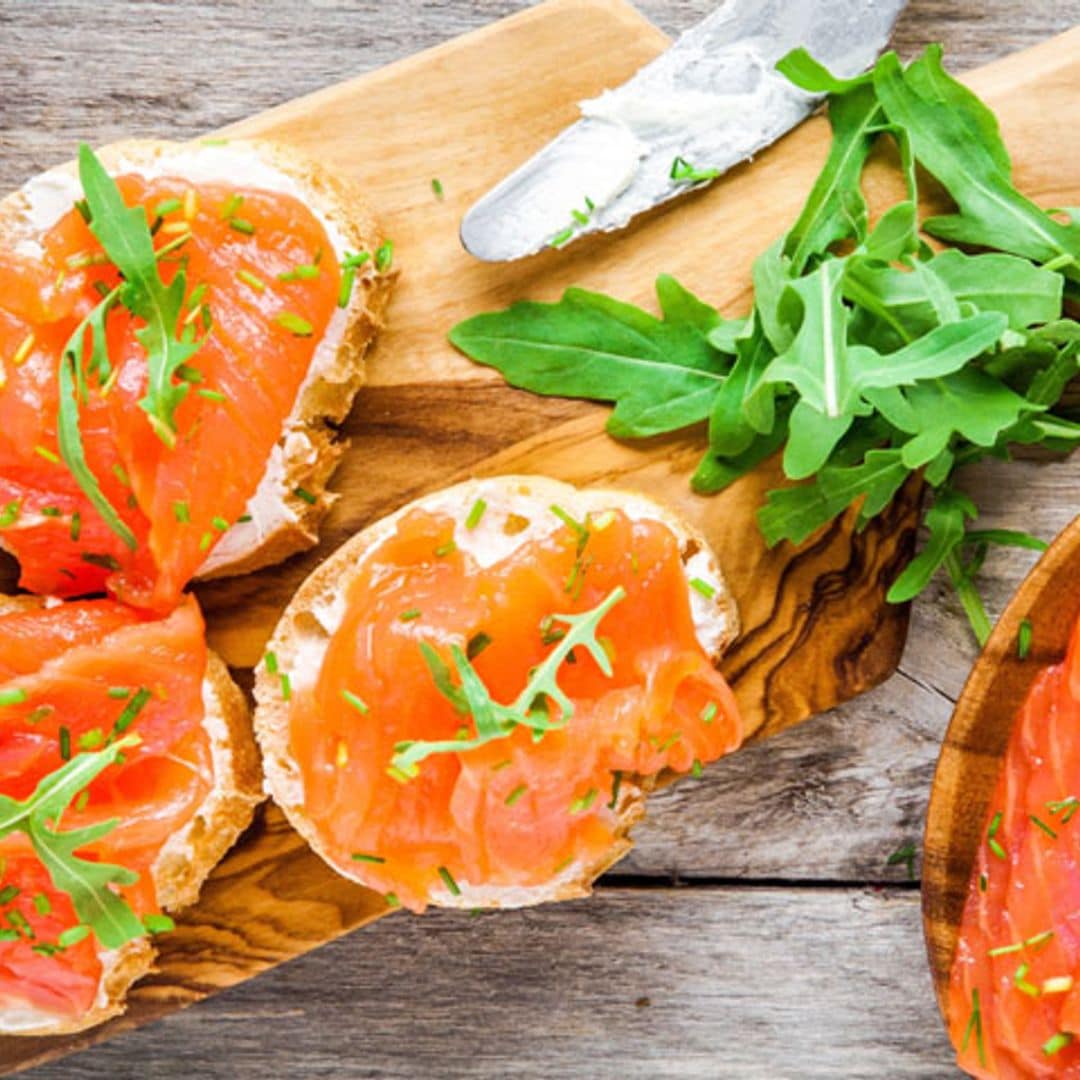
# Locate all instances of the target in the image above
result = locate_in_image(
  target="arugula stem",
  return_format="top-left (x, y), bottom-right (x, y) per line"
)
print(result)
top-left (944, 550), bottom-right (992, 646)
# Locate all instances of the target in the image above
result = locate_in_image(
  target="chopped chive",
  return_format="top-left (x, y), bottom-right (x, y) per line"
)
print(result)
top-left (0, 886), bottom-right (19, 905)
top-left (375, 240), bottom-right (394, 272)
top-left (539, 616), bottom-right (567, 646)
top-left (465, 498), bottom-right (487, 529)
top-left (434, 540), bottom-right (457, 558)
top-left (979, 873), bottom-right (988, 892)
top-left (274, 311), bottom-right (315, 334)
top-left (238, 513), bottom-right (252, 523)
top-left (1043, 1033), bottom-right (1072, 1057)
top-left (654, 731), bottom-right (682, 754)
top-left (0, 930), bottom-right (17, 942)
top-left (400, 609), bottom-right (422, 622)
top-left (690, 577), bottom-right (716, 600)
top-left (989, 838), bottom-right (1007, 860)
top-left (570, 788), bottom-right (598, 814)
top-left (111, 463), bottom-right (131, 488)
top-left (0, 689), bottom-right (28, 707)
top-left (700, 702), bottom-right (717, 725)
top-left (199, 531), bottom-right (213, 551)
top-left (114, 687), bottom-right (152, 734)
top-left (77, 728), bottom-right (104, 751)
top-left (236, 268), bottom-right (265, 292)
top-left (1047, 796), bottom-right (1080, 824)
top-left (384, 892), bottom-right (401, 909)
top-left (342, 251), bottom-right (370, 270)
top-left (572, 208), bottom-right (590, 225)
top-left (341, 689), bottom-right (369, 714)
top-left (59, 726), bottom-right (71, 761)
top-left (691, 759), bottom-right (703, 778)
top-left (153, 197), bottom-right (182, 219)
top-left (608, 771), bottom-right (623, 809)
top-left (143, 913), bottom-right (175, 934)
top-left (466, 632), bottom-right (492, 660)
top-left (549, 227), bottom-right (574, 249)
top-left (1026, 929), bottom-right (1055, 949)
top-left (1031, 815), bottom-right (1058, 840)
top-left (277, 264), bottom-right (320, 282)
top-left (960, 988), bottom-right (986, 1067)
top-left (264, 651), bottom-right (279, 675)
top-left (27, 705), bottom-right (53, 724)
top-left (34, 445), bottom-right (61, 465)
top-left (187, 284), bottom-right (208, 311)
top-left (81, 552), bottom-right (120, 571)
top-left (58, 925), bottom-right (90, 947)
top-left (988, 941), bottom-right (1025, 957)
top-left (6, 910), bottom-right (30, 937)
top-left (553, 856), bottom-right (574, 875)
top-left (549, 504), bottom-right (589, 547)
top-left (1014, 961), bottom-right (1040, 996)
top-left (212, 516), bottom-right (230, 532)
top-left (228, 217), bottom-right (255, 235)
top-left (437, 866), bottom-right (461, 896)
top-left (12, 332), bottom-right (35, 367)
top-left (988, 811), bottom-right (1003, 838)
top-left (280, 673), bottom-right (292, 701)
top-left (32, 893), bottom-right (50, 916)
top-left (431, 178), bottom-right (444, 199)
top-left (201, 304), bottom-right (213, 332)
top-left (220, 193), bottom-right (245, 220)
top-left (173, 501), bottom-right (190, 523)
top-left (0, 501), bottom-right (20, 528)
top-left (293, 486), bottom-right (317, 505)
top-left (338, 265), bottom-right (356, 308)
top-left (351, 853), bottom-right (386, 864)
top-left (73, 198), bottom-right (91, 223)
top-left (68, 511), bottom-right (82, 543)
top-left (491, 759), bottom-right (512, 772)
top-left (505, 784), bottom-right (527, 806)
top-left (1018, 618), bottom-right (1033, 659)
top-left (40, 506), bottom-right (61, 518)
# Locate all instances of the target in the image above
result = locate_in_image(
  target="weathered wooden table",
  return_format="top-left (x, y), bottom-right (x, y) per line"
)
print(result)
top-left (2, 1), bottom-right (1078, 1076)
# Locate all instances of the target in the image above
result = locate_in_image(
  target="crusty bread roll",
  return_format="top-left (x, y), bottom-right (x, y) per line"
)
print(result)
top-left (0, 137), bottom-right (394, 583)
top-left (254, 475), bottom-right (739, 911)
top-left (0, 596), bottom-right (263, 1036)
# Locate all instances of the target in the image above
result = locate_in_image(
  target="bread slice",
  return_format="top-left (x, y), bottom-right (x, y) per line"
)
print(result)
top-left (254, 474), bottom-right (739, 911)
top-left (0, 137), bottom-right (394, 583)
top-left (0, 596), bottom-right (263, 1036)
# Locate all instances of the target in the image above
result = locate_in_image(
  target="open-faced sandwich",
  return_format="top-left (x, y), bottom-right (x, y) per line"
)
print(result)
top-left (255, 475), bottom-right (743, 912)
top-left (0, 139), bottom-right (392, 611)
top-left (0, 593), bottom-right (261, 1035)
top-left (949, 611), bottom-right (1080, 1077)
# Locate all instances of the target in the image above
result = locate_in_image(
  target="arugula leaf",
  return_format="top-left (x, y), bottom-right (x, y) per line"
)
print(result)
top-left (706, 317), bottom-right (776, 457)
top-left (392, 587), bottom-right (625, 774)
top-left (692, 413), bottom-right (789, 494)
top-left (449, 279), bottom-right (734, 439)
top-left (0, 736), bottom-right (145, 948)
top-left (775, 47), bottom-right (872, 95)
top-left (873, 52), bottom-right (1080, 278)
top-left (887, 488), bottom-right (976, 603)
top-left (78, 144), bottom-right (203, 443)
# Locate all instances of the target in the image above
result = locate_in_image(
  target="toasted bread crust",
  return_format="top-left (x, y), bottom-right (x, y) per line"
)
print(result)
top-left (0, 137), bottom-right (394, 586)
top-left (254, 475), bottom-right (739, 910)
top-left (0, 595), bottom-right (263, 1035)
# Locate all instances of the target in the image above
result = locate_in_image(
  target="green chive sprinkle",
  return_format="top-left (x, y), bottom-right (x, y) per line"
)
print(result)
top-left (979, 873), bottom-right (988, 892)
top-left (435, 540), bottom-right (457, 558)
top-left (238, 513), bottom-right (253, 523)
top-left (437, 866), bottom-right (461, 896)
top-left (1027, 929), bottom-right (1055, 948)
top-left (1048, 796), bottom-right (1080, 824)
top-left (989, 838), bottom-right (1007, 860)
top-left (69, 511), bottom-right (82, 541)
top-left (338, 265), bottom-right (356, 308)
top-left (153, 197), bottom-right (182, 219)
top-left (77, 728), bottom-right (104, 751)
top-left (220, 193), bottom-right (245, 220)
top-left (212, 516), bottom-right (230, 532)
top-left (505, 784), bottom-right (527, 806)
top-left (465, 498), bottom-right (487, 529)
top-left (491, 759), bottom-right (512, 772)
top-left (294, 486), bottom-right (317, 505)
top-left (278, 264), bottom-right (320, 282)
top-left (0, 886), bottom-right (18, 905)
top-left (1015, 963), bottom-right (1040, 996)
top-left (400, 609), bottom-right (422, 622)
top-left (112, 464), bottom-right (131, 487)
top-left (608, 771), bottom-right (623, 809)
top-left (988, 811), bottom-right (1003, 838)
top-left (987, 941), bottom-right (1024, 957)
top-left (187, 284), bottom-right (208, 309)
top-left (0, 501), bottom-right (19, 528)
top-left (143, 913), bottom-right (176, 934)
top-left (173, 501), bottom-right (190, 524)
top-left (81, 552), bottom-right (120, 571)
top-left (58, 925), bottom-right (90, 947)
top-left (351, 853), bottom-right (386, 864)
top-left (1018, 618), bottom-right (1033, 659)
top-left (466, 632), bottom-right (492, 660)
top-left (280, 673), bottom-right (292, 701)
top-left (342, 689), bottom-right (369, 714)
top-left (73, 198), bottom-right (91, 223)
top-left (1031, 814), bottom-right (1058, 840)
top-left (1043, 1033), bottom-right (1073, 1057)
top-left (700, 702), bottom-right (717, 725)
top-left (432, 178), bottom-right (444, 199)
top-left (227, 217), bottom-right (255, 235)
top-left (199, 531), bottom-right (213, 552)
top-left (40, 506), bottom-right (61, 518)
top-left (0, 930), bottom-right (17, 942)
top-left (34, 445), bottom-right (61, 465)
top-left (114, 687), bottom-right (152, 734)
top-left (274, 311), bottom-right (313, 337)
top-left (961, 988), bottom-right (986, 1067)
top-left (549, 227), bottom-right (574, 248)
top-left (342, 251), bottom-right (371, 270)
top-left (570, 788), bottom-right (598, 814)
top-left (375, 241), bottom-right (394, 272)
top-left (59, 726), bottom-right (71, 761)
top-left (384, 892), bottom-right (401, 909)
top-left (0, 689), bottom-right (28, 707)
top-left (32, 893), bottom-right (50, 916)
top-left (236, 268), bottom-right (265, 292)
top-left (26, 705), bottom-right (53, 723)
top-left (690, 577), bottom-right (716, 600)
top-left (691, 759), bottom-right (703, 778)
top-left (265, 651), bottom-right (279, 675)
top-left (655, 731), bottom-right (682, 754)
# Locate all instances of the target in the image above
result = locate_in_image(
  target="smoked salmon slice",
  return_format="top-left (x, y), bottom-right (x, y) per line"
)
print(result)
top-left (0, 147), bottom-right (343, 611)
top-left (0, 595), bottom-right (212, 1026)
top-left (265, 497), bottom-right (743, 913)
top-left (949, 613), bottom-right (1080, 1077)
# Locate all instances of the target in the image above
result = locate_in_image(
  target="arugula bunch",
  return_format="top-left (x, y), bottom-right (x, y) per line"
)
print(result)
top-left (450, 46), bottom-right (1080, 642)
top-left (58, 145), bottom-right (207, 549)
top-left (391, 585), bottom-right (625, 776)
top-left (0, 735), bottom-right (147, 949)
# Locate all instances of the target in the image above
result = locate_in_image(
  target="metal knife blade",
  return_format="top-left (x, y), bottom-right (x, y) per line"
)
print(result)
top-left (460, 0), bottom-right (908, 262)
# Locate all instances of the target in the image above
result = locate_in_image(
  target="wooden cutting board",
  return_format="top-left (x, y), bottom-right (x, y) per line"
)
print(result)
top-left (1, 0), bottom-right (1077, 1071)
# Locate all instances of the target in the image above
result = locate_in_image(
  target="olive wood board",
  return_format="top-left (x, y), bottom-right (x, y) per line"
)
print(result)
top-left (0, 0), bottom-right (1077, 1072)
top-left (923, 515), bottom-right (1080, 1021)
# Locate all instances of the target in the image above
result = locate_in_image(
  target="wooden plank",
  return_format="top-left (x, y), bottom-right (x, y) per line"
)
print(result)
top-left (23, 886), bottom-right (955, 1079)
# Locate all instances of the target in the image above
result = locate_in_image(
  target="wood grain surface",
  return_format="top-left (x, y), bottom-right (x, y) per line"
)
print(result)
top-left (923, 519), bottom-right (1080, 1018)
top-left (1, 1), bottom-right (1079, 1077)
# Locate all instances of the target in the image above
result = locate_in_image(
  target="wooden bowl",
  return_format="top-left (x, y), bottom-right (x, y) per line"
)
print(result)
top-left (923, 515), bottom-right (1080, 1021)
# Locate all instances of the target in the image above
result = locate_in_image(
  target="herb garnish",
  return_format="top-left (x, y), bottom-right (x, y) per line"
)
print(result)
top-left (390, 586), bottom-right (625, 776)
top-left (450, 47), bottom-right (1080, 642)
